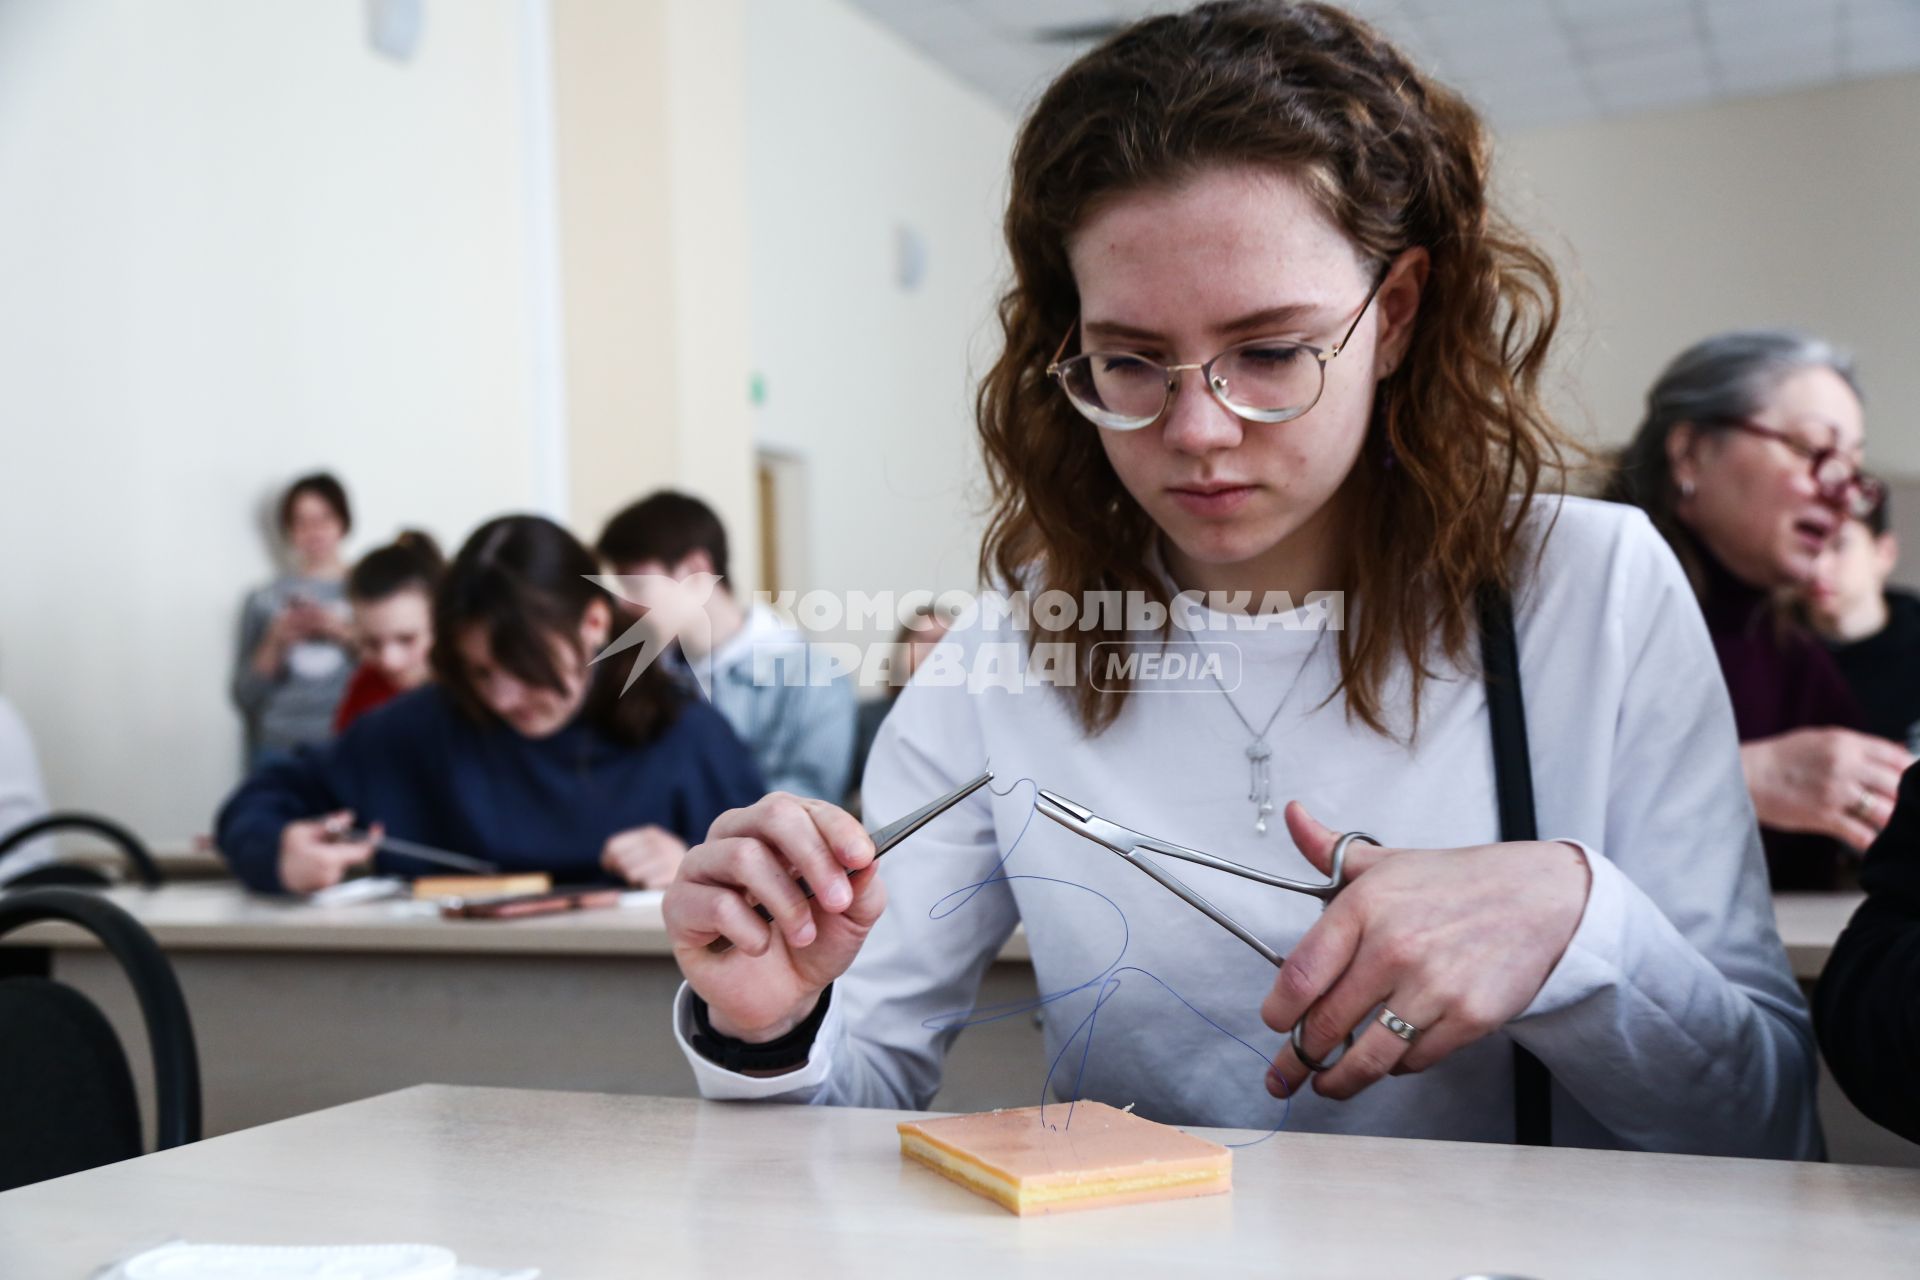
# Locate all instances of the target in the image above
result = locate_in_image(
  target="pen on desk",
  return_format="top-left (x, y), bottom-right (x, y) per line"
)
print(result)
top-left (331, 827), bottom-right (502, 876)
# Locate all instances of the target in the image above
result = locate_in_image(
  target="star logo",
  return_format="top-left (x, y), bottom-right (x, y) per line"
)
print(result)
top-left (583, 572), bottom-right (724, 696)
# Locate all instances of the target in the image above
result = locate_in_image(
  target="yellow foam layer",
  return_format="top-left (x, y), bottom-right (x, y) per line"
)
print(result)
top-left (896, 1102), bottom-right (1233, 1217)
top-left (899, 1133), bottom-right (1230, 1216)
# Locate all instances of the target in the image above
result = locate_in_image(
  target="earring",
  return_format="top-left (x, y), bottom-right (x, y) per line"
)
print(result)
top-left (1678, 478), bottom-right (1696, 499)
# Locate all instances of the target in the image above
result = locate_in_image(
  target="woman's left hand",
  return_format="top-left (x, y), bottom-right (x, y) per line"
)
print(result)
top-left (601, 825), bottom-right (689, 888)
top-left (1262, 802), bottom-right (1591, 1102)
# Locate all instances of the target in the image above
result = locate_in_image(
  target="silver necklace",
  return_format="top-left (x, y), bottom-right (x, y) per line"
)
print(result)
top-left (1208, 630), bottom-right (1327, 836)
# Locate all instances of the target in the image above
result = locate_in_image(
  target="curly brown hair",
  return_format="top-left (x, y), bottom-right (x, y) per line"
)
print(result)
top-left (977, 0), bottom-right (1573, 739)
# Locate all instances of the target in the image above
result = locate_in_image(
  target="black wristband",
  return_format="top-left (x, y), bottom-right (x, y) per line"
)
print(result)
top-left (689, 985), bottom-right (832, 1073)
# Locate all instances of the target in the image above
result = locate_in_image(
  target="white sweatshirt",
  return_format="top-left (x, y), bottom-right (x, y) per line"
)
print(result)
top-left (674, 497), bottom-right (1820, 1158)
top-left (0, 697), bottom-right (56, 883)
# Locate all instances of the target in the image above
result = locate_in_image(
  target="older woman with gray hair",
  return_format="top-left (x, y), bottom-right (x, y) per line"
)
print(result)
top-left (1611, 329), bottom-right (1912, 889)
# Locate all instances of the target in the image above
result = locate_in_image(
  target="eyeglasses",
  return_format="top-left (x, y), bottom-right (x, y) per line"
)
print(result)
top-left (1044, 271), bottom-right (1389, 432)
top-left (1704, 416), bottom-right (1886, 520)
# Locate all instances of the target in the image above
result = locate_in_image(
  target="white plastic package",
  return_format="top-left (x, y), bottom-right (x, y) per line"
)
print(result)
top-left (100, 1241), bottom-right (538, 1280)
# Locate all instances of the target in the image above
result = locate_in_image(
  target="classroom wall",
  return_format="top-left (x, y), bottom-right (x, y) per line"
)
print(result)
top-left (1498, 72), bottom-right (1920, 487)
top-left (549, 0), bottom-right (757, 581)
top-left (743, 0), bottom-right (1015, 660)
top-left (0, 0), bottom-right (550, 841)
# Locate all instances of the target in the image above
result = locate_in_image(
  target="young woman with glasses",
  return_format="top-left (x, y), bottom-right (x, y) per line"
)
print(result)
top-left (661, 1), bottom-right (1817, 1157)
top-left (1610, 331), bottom-right (1914, 889)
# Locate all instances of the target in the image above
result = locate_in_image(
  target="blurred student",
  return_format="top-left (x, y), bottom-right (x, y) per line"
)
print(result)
top-left (0, 696), bottom-right (57, 884)
top-left (1805, 499), bottom-right (1920, 752)
top-left (596, 491), bottom-right (855, 802)
top-left (215, 515), bottom-right (765, 895)
top-left (334, 531), bottom-right (445, 732)
top-left (849, 604), bottom-right (952, 804)
top-left (1610, 331), bottom-right (1911, 888)
top-left (232, 473), bottom-right (356, 771)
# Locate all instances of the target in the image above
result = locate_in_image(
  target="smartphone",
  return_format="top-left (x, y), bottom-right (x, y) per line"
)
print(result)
top-left (440, 887), bottom-right (624, 920)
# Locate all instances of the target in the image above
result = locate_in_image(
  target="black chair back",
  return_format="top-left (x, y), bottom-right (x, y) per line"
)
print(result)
top-left (0, 887), bottom-right (201, 1190)
top-left (0, 812), bottom-right (164, 888)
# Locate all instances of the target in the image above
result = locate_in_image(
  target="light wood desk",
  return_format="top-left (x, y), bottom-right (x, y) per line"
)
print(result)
top-left (2, 1085), bottom-right (1917, 1279)
top-left (0, 884), bottom-right (1042, 1139)
top-left (1772, 891), bottom-right (1863, 982)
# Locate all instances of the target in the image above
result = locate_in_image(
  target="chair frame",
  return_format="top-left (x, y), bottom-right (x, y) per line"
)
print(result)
top-left (0, 887), bottom-right (201, 1149)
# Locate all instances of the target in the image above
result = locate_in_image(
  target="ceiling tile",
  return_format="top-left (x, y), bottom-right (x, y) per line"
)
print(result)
top-left (969, 0), bottom-right (1117, 37)
top-left (1597, 77), bottom-right (1717, 114)
top-left (1552, 0), bottom-right (1693, 21)
top-left (1718, 49), bottom-right (1840, 96)
top-left (1566, 8), bottom-right (1699, 59)
top-left (849, 0), bottom-right (1907, 131)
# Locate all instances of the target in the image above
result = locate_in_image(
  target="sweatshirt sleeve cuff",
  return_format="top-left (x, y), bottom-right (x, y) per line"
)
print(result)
top-left (672, 982), bottom-right (841, 1101)
top-left (1517, 839), bottom-right (1629, 1021)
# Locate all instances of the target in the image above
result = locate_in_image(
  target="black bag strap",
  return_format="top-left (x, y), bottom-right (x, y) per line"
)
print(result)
top-left (1477, 583), bottom-right (1554, 1147)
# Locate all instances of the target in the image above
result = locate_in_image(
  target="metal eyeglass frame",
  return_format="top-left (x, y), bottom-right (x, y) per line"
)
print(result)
top-left (1043, 267), bottom-right (1391, 432)
top-left (1702, 416), bottom-right (1886, 520)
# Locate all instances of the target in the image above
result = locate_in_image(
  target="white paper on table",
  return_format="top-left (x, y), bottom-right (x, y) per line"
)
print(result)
top-left (308, 877), bottom-right (408, 907)
top-left (96, 1240), bottom-right (538, 1280)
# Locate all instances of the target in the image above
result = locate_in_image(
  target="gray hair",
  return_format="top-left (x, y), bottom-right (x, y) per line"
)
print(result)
top-left (1639, 329), bottom-right (1861, 442)
top-left (1605, 328), bottom-right (1863, 590)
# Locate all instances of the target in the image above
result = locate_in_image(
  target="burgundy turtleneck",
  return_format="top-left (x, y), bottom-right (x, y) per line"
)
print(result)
top-left (1696, 548), bottom-right (1864, 890)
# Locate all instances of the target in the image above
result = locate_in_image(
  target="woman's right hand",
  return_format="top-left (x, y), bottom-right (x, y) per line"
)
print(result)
top-left (250, 609), bottom-right (300, 677)
top-left (1741, 728), bottom-right (1915, 852)
top-left (278, 810), bottom-right (380, 894)
top-left (663, 793), bottom-right (881, 1045)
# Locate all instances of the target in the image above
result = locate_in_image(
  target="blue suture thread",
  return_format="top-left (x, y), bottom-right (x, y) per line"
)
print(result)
top-left (918, 774), bottom-right (1291, 1148)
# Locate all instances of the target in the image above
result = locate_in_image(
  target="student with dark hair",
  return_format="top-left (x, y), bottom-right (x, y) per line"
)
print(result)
top-left (231, 472), bottom-right (357, 770)
top-left (1609, 332), bottom-right (1910, 887)
top-left (598, 490), bottom-right (856, 802)
top-left (216, 515), bottom-right (765, 895)
top-left (1806, 496), bottom-right (1920, 753)
top-left (334, 531), bottom-right (445, 732)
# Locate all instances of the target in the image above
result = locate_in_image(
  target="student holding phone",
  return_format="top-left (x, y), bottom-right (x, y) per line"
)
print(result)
top-left (232, 473), bottom-right (358, 771)
top-left (216, 515), bottom-right (766, 894)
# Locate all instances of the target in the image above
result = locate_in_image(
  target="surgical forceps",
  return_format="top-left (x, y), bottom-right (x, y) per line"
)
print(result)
top-left (1036, 787), bottom-right (1380, 1071)
top-left (705, 770), bottom-right (994, 955)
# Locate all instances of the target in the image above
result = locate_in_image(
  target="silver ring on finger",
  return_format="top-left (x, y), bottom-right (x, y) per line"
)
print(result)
top-left (1849, 786), bottom-right (1875, 821)
top-left (1290, 1020), bottom-right (1353, 1073)
top-left (1377, 1008), bottom-right (1420, 1043)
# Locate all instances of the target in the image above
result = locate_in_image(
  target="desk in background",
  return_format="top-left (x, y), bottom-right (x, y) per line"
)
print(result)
top-left (1773, 890), bottom-right (1864, 981)
top-left (2, 1085), bottom-right (1917, 1279)
top-left (0, 883), bottom-right (1042, 1139)
top-left (6, 884), bottom-right (1911, 1169)
top-left (62, 837), bottom-right (229, 882)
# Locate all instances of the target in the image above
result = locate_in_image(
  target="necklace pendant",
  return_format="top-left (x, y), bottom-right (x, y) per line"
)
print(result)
top-left (1247, 740), bottom-right (1275, 830)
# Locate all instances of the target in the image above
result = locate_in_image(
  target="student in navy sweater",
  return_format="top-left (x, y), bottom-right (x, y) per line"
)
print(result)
top-left (217, 515), bottom-right (767, 895)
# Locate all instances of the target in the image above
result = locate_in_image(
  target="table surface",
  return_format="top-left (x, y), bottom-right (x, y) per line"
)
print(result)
top-left (1772, 891), bottom-right (1864, 981)
top-left (1, 881), bottom-right (1847, 973)
top-left (0, 881), bottom-right (1036, 960)
top-left (0, 882), bottom-right (684, 956)
top-left (1, 1085), bottom-right (1915, 1279)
